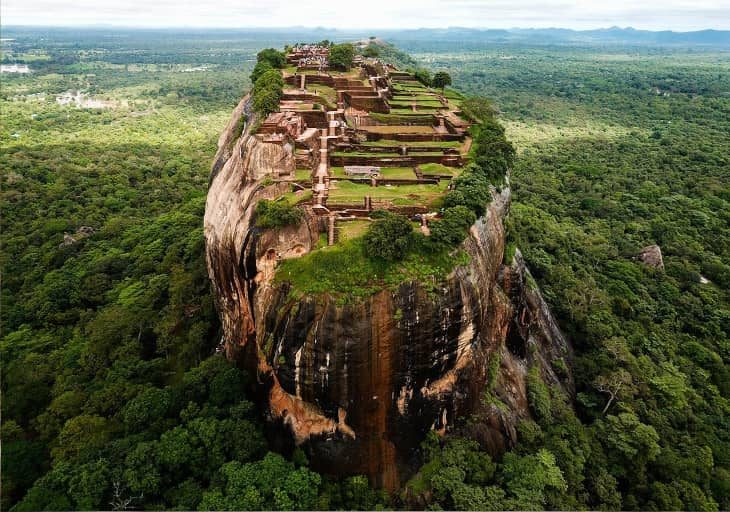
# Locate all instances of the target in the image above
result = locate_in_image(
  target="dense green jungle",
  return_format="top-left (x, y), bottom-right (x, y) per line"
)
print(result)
top-left (2, 27), bottom-right (729, 510)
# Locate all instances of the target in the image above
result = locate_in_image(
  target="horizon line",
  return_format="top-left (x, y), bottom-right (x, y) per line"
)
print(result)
top-left (1, 24), bottom-right (729, 34)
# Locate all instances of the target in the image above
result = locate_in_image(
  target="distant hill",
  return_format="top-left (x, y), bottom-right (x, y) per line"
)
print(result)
top-left (378, 27), bottom-right (730, 46)
top-left (3, 25), bottom-right (729, 48)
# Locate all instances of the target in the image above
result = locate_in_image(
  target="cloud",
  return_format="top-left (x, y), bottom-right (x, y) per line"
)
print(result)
top-left (2, 0), bottom-right (728, 30)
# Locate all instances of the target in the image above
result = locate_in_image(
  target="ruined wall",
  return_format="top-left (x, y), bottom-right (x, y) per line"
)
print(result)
top-left (347, 97), bottom-right (390, 114)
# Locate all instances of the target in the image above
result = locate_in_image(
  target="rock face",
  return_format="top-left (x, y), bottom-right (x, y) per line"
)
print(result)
top-left (638, 244), bottom-right (664, 270)
top-left (205, 100), bottom-right (573, 490)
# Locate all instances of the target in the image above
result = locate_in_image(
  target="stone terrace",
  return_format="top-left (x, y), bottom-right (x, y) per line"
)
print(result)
top-left (253, 44), bottom-right (472, 247)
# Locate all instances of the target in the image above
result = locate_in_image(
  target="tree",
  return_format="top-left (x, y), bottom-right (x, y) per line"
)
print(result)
top-left (256, 48), bottom-right (286, 68)
top-left (251, 69), bottom-right (284, 116)
top-left (52, 415), bottom-right (114, 461)
top-left (527, 366), bottom-right (553, 424)
top-left (252, 88), bottom-right (281, 116)
top-left (329, 43), bottom-right (355, 70)
top-left (122, 387), bottom-right (171, 432)
top-left (362, 45), bottom-right (380, 58)
top-left (414, 68), bottom-right (432, 86)
top-left (432, 71), bottom-right (452, 92)
top-left (252, 69), bottom-right (284, 94)
top-left (501, 449), bottom-right (567, 509)
top-left (364, 213), bottom-right (413, 261)
top-left (597, 412), bottom-right (660, 478)
top-left (593, 368), bottom-right (633, 414)
top-left (250, 61), bottom-right (273, 84)
top-left (199, 453), bottom-right (324, 510)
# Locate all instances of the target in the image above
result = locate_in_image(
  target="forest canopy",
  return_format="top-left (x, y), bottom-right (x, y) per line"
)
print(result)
top-left (1, 28), bottom-right (728, 511)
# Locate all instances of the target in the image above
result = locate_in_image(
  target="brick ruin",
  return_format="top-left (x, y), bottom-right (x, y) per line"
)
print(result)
top-left (253, 43), bottom-right (471, 248)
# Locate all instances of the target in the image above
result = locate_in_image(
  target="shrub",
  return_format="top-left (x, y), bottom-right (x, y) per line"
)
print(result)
top-left (429, 206), bottom-right (476, 248)
top-left (472, 117), bottom-right (516, 177)
top-left (255, 200), bottom-right (303, 229)
top-left (461, 97), bottom-right (497, 123)
top-left (527, 367), bottom-right (552, 424)
top-left (443, 168), bottom-right (492, 216)
top-left (413, 68), bottom-right (432, 87)
top-left (364, 213), bottom-right (413, 261)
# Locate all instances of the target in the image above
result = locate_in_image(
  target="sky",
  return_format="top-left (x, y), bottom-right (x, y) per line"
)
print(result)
top-left (2, 0), bottom-right (729, 31)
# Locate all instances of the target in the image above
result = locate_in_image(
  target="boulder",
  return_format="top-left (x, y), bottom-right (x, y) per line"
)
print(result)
top-left (638, 244), bottom-right (664, 270)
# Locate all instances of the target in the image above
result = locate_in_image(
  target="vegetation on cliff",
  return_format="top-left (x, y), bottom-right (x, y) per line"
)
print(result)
top-left (254, 199), bottom-right (303, 229)
top-left (250, 49), bottom-right (286, 116)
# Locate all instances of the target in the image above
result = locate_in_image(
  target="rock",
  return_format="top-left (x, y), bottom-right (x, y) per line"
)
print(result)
top-left (59, 233), bottom-right (77, 247)
top-left (204, 101), bottom-right (574, 491)
top-left (638, 244), bottom-right (664, 270)
top-left (58, 226), bottom-right (95, 248)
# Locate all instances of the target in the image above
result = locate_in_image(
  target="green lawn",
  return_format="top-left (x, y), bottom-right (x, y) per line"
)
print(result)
top-left (369, 113), bottom-right (435, 124)
top-left (359, 140), bottom-right (461, 148)
top-left (305, 83), bottom-right (337, 105)
top-left (392, 94), bottom-right (440, 102)
top-left (390, 107), bottom-right (441, 114)
top-left (332, 151), bottom-right (401, 157)
top-left (377, 167), bottom-right (417, 179)
top-left (294, 168), bottom-right (313, 180)
top-left (328, 180), bottom-right (448, 205)
top-left (360, 125), bottom-right (436, 134)
top-left (388, 97), bottom-right (443, 107)
top-left (279, 189), bottom-right (313, 205)
top-left (336, 219), bottom-right (372, 242)
top-left (419, 163), bottom-right (462, 176)
top-left (330, 166), bottom-right (415, 179)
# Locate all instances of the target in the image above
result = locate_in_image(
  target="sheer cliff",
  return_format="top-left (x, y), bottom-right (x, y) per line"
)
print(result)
top-left (205, 86), bottom-right (573, 491)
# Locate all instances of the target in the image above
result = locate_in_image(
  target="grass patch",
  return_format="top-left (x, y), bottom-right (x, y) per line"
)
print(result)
top-left (377, 167), bottom-right (418, 179)
top-left (419, 163), bottom-right (461, 176)
top-left (369, 113), bottom-right (435, 125)
top-left (389, 100), bottom-right (443, 107)
top-left (294, 168), bottom-right (312, 181)
top-left (392, 94), bottom-right (439, 102)
top-left (275, 236), bottom-right (470, 300)
top-left (332, 151), bottom-right (402, 157)
top-left (360, 125), bottom-right (435, 134)
top-left (336, 219), bottom-right (371, 242)
top-left (359, 140), bottom-right (461, 148)
top-left (390, 107), bottom-right (441, 114)
top-left (279, 189), bottom-right (313, 205)
top-left (305, 83), bottom-right (337, 105)
top-left (331, 166), bottom-right (418, 180)
top-left (329, 166), bottom-right (349, 179)
top-left (328, 180), bottom-right (448, 205)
